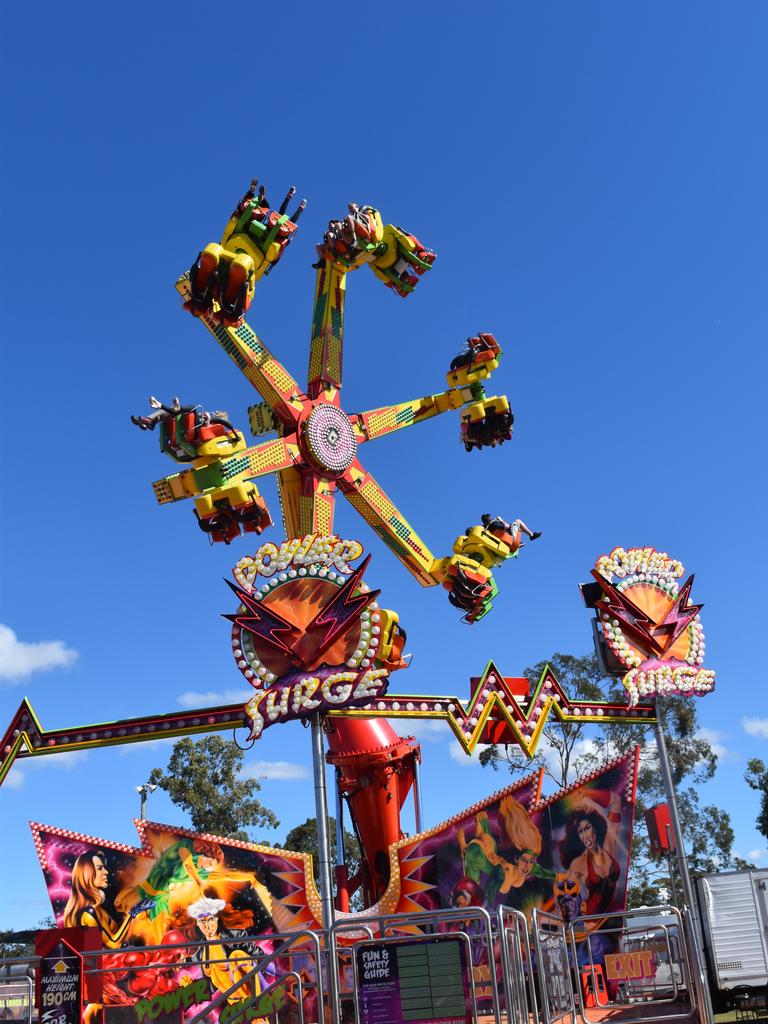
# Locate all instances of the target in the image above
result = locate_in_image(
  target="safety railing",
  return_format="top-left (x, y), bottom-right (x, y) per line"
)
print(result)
top-left (0, 900), bottom-right (713, 1024)
top-left (567, 905), bottom-right (695, 1024)
top-left (498, 905), bottom-right (537, 1024)
top-left (531, 909), bottom-right (577, 1024)
top-left (75, 928), bottom-right (323, 1024)
top-left (328, 905), bottom-right (502, 1024)
top-left (0, 968), bottom-right (34, 1024)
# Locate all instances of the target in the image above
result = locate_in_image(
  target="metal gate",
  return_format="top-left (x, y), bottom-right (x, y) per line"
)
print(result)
top-left (328, 906), bottom-right (502, 1024)
top-left (568, 906), bottom-right (698, 1024)
top-left (498, 905), bottom-right (537, 1024)
top-left (531, 909), bottom-right (576, 1024)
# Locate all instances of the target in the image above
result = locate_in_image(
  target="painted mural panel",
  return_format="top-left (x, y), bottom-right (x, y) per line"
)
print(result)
top-left (32, 820), bottom-right (321, 1021)
top-left (31, 749), bottom-right (638, 1019)
top-left (394, 750), bottom-right (639, 961)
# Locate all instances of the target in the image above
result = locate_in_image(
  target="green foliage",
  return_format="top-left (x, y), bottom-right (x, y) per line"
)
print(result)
top-left (481, 651), bottom-right (738, 906)
top-left (149, 736), bottom-right (278, 841)
top-left (745, 758), bottom-right (768, 841)
top-left (284, 817), bottom-right (360, 876)
top-left (284, 817), bottom-right (362, 909)
top-left (479, 653), bottom-right (606, 783)
top-left (0, 918), bottom-right (54, 957)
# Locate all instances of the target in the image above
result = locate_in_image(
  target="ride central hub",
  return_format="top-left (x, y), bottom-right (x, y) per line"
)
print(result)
top-left (302, 402), bottom-right (357, 475)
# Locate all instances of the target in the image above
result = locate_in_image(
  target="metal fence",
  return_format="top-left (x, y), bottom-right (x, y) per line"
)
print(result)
top-left (0, 902), bottom-right (710, 1024)
top-left (531, 909), bottom-right (577, 1024)
top-left (0, 972), bottom-right (34, 1024)
top-left (568, 906), bottom-right (697, 1024)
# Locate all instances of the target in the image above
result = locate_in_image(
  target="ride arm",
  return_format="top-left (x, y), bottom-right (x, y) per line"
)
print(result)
top-left (316, 204), bottom-right (435, 297)
top-left (351, 386), bottom-right (475, 443)
top-left (153, 436), bottom-right (299, 505)
top-left (307, 262), bottom-right (347, 401)
top-left (275, 466), bottom-right (336, 538)
top-left (338, 462), bottom-right (440, 587)
top-left (175, 274), bottom-right (305, 427)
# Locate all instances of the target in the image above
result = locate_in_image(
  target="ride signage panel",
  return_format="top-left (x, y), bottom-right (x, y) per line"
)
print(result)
top-left (355, 937), bottom-right (471, 1024)
top-left (39, 941), bottom-right (82, 1024)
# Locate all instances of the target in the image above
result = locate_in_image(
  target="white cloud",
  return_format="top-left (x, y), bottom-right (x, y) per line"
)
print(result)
top-left (698, 727), bottom-right (732, 760)
top-left (748, 848), bottom-right (768, 863)
top-left (534, 733), bottom-right (601, 785)
top-left (118, 737), bottom-right (176, 756)
top-left (177, 689), bottom-right (250, 709)
top-left (742, 717), bottom-right (768, 740)
top-left (48, 751), bottom-right (88, 770)
top-left (4, 750), bottom-right (88, 788)
top-left (242, 761), bottom-right (308, 781)
top-left (389, 719), bottom-right (448, 742)
top-left (448, 741), bottom-right (492, 766)
top-left (0, 624), bottom-right (78, 682)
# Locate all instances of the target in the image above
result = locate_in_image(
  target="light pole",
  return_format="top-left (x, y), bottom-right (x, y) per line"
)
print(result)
top-left (136, 783), bottom-right (157, 820)
top-left (653, 701), bottom-right (714, 1024)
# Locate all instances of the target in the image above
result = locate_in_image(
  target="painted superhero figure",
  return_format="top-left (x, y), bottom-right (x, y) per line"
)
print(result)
top-left (116, 838), bottom-right (275, 946)
top-left (559, 792), bottom-right (622, 917)
top-left (186, 896), bottom-right (266, 1020)
top-left (63, 851), bottom-right (149, 948)
top-left (457, 797), bottom-right (543, 906)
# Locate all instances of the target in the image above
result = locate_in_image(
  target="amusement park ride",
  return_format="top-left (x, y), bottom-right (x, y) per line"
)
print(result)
top-left (0, 177), bottom-right (718, 1024)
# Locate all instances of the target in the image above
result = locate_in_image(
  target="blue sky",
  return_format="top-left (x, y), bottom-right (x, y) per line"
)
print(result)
top-left (1, 3), bottom-right (767, 930)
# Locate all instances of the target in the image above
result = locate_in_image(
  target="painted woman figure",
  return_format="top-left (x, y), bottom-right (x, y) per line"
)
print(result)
top-left (559, 791), bottom-right (622, 916)
top-left (63, 851), bottom-right (145, 948)
top-left (457, 797), bottom-right (543, 906)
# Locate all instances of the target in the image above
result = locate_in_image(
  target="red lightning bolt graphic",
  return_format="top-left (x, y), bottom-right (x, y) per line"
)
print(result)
top-left (590, 570), bottom-right (665, 656)
top-left (298, 555), bottom-right (380, 665)
top-left (654, 575), bottom-right (703, 655)
top-left (223, 579), bottom-right (303, 660)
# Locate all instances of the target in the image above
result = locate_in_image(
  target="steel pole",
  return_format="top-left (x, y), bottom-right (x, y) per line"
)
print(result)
top-left (413, 755), bottom-right (424, 834)
top-left (653, 700), bottom-right (713, 1024)
top-left (310, 713), bottom-right (335, 930)
top-left (334, 770), bottom-right (345, 867)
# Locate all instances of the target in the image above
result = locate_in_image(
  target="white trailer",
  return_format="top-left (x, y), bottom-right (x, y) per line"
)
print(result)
top-left (696, 869), bottom-right (768, 993)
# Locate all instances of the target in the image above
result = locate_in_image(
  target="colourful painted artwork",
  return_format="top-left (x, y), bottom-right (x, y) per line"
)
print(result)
top-left (32, 749), bottom-right (639, 1018)
top-left (32, 820), bottom-right (321, 1021)
top-left (392, 748), bottom-right (640, 986)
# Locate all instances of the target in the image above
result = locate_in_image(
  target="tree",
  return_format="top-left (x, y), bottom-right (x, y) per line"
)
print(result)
top-left (284, 817), bottom-right (362, 909)
top-left (480, 651), bottom-right (738, 906)
top-left (284, 817), bottom-right (361, 878)
top-left (745, 759), bottom-right (768, 841)
top-left (479, 653), bottom-right (607, 783)
top-left (149, 736), bottom-right (278, 840)
top-left (0, 918), bottom-right (55, 957)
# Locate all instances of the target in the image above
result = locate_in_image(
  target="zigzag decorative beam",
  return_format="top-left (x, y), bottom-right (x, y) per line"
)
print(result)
top-left (0, 663), bottom-right (656, 786)
top-left (330, 660), bottom-right (657, 755)
top-left (0, 698), bottom-right (249, 786)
